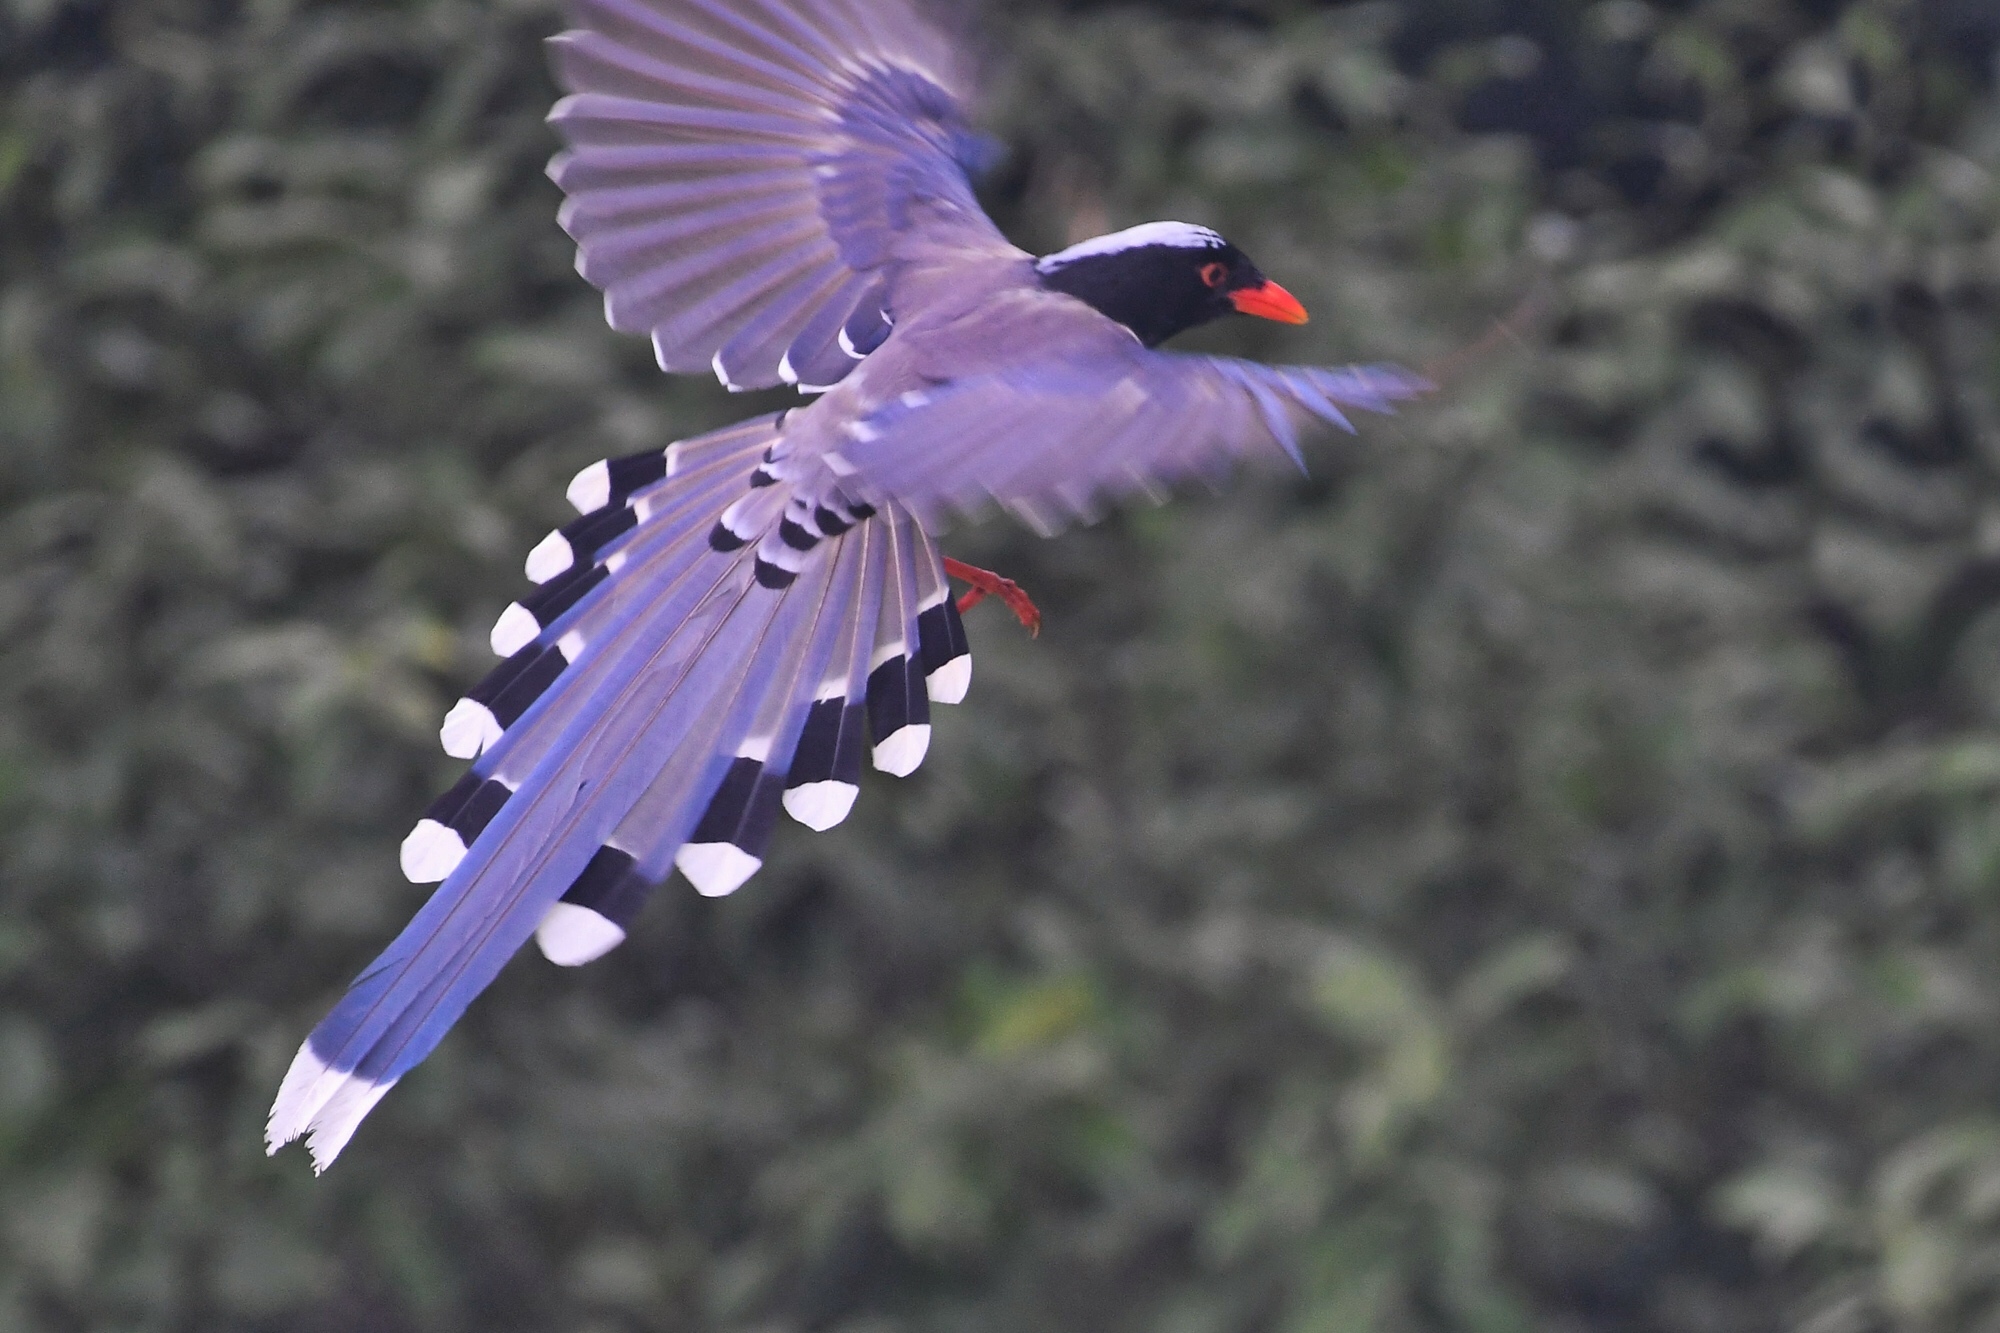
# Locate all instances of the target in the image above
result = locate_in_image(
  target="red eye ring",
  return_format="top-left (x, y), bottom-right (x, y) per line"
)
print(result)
top-left (1200, 262), bottom-right (1227, 288)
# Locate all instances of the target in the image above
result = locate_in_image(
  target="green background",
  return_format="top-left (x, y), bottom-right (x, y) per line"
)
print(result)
top-left (7, 0), bottom-right (2000, 1327)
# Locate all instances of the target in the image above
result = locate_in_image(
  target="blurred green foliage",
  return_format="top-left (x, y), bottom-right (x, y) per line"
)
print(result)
top-left (6, 0), bottom-right (2000, 1328)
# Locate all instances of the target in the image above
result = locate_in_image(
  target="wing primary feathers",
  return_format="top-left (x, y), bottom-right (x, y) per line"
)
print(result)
top-left (550, 0), bottom-right (1008, 388)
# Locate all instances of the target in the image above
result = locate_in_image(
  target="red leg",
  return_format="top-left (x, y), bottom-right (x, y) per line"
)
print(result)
top-left (943, 557), bottom-right (1041, 637)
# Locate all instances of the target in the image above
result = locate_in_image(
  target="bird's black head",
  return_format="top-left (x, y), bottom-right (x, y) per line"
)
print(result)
top-left (1034, 222), bottom-right (1309, 348)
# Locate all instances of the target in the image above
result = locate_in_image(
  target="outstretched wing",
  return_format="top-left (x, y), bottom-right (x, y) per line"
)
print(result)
top-left (548, 0), bottom-right (1015, 392)
top-left (833, 317), bottom-right (1432, 533)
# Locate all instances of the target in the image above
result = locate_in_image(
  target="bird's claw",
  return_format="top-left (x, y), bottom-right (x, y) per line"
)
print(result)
top-left (943, 557), bottom-right (1041, 637)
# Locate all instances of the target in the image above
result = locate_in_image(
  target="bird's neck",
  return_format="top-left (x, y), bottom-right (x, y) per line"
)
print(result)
top-left (1036, 252), bottom-right (1217, 347)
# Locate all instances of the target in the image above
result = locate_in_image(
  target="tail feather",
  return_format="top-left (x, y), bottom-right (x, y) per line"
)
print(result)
top-left (780, 515), bottom-right (885, 830)
top-left (274, 410), bottom-right (978, 1171)
top-left (865, 512), bottom-right (931, 777)
top-left (270, 562), bottom-right (775, 1170)
top-left (664, 525), bottom-right (866, 896)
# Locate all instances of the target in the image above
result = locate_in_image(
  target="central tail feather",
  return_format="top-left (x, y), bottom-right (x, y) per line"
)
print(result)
top-left (268, 417), bottom-right (972, 1172)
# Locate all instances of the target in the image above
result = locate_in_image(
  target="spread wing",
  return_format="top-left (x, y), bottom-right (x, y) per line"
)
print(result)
top-left (547, 0), bottom-right (1015, 392)
top-left (833, 312), bottom-right (1432, 533)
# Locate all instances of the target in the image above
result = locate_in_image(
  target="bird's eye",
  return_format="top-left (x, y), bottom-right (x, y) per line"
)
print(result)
top-left (1200, 262), bottom-right (1227, 288)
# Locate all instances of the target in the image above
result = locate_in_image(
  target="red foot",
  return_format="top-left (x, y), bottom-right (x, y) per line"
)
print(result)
top-left (943, 557), bottom-right (1041, 637)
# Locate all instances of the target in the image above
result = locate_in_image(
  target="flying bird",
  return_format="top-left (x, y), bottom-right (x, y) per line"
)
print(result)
top-left (267, 0), bottom-right (1428, 1171)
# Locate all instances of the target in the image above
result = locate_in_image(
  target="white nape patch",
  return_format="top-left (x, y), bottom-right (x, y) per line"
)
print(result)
top-left (440, 698), bottom-right (502, 759)
top-left (837, 327), bottom-right (867, 360)
top-left (926, 655), bottom-right (971, 705)
top-left (872, 724), bottom-right (931, 776)
top-left (676, 842), bottom-right (761, 898)
top-left (265, 1042), bottom-right (397, 1175)
top-left (535, 902), bottom-right (626, 966)
top-left (784, 780), bottom-right (858, 830)
top-left (1035, 221), bottom-right (1226, 274)
top-left (525, 530), bottom-right (573, 584)
top-left (557, 630), bottom-right (586, 662)
top-left (777, 349), bottom-right (798, 384)
top-left (399, 819), bottom-right (467, 883)
top-left (567, 460), bottom-right (611, 514)
top-left (490, 603), bottom-right (539, 657)
top-left (869, 639), bottom-right (908, 672)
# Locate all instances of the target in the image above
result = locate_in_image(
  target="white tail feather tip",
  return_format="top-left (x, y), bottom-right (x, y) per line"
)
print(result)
top-left (783, 780), bottom-right (858, 831)
top-left (266, 1041), bottom-right (338, 1155)
top-left (399, 818), bottom-right (467, 883)
top-left (926, 655), bottom-right (971, 705)
top-left (536, 902), bottom-right (627, 966)
top-left (489, 603), bottom-right (539, 657)
top-left (303, 1075), bottom-right (397, 1174)
top-left (439, 698), bottom-right (502, 759)
top-left (567, 461), bottom-right (610, 514)
top-left (675, 843), bottom-right (761, 898)
top-left (872, 724), bottom-right (931, 777)
top-left (525, 530), bottom-right (574, 584)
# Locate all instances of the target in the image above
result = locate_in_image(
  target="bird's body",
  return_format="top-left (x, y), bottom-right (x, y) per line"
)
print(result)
top-left (267, 0), bottom-right (1426, 1171)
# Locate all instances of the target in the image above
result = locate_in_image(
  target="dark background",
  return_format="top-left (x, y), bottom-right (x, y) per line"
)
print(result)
top-left (8, 0), bottom-right (2000, 1328)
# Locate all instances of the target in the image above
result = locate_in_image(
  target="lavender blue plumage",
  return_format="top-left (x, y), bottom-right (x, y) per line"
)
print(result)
top-left (267, 0), bottom-right (1428, 1171)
